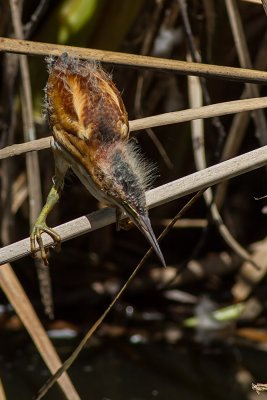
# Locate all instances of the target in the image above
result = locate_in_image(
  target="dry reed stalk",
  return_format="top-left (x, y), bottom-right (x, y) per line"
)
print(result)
top-left (261, 0), bottom-right (267, 14)
top-left (1, 37), bottom-right (267, 83)
top-left (0, 379), bottom-right (6, 400)
top-left (1, 144), bottom-right (267, 266)
top-left (0, 96), bottom-right (267, 160)
top-left (188, 67), bottom-right (257, 267)
top-left (9, 0), bottom-right (54, 318)
top-left (225, 0), bottom-right (267, 146)
top-left (0, 263), bottom-right (80, 399)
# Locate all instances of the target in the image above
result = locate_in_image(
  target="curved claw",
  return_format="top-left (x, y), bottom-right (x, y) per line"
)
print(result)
top-left (30, 224), bottom-right (61, 265)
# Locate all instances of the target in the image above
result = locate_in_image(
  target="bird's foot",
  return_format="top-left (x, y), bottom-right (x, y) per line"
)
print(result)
top-left (115, 207), bottom-right (133, 231)
top-left (30, 223), bottom-right (61, 265)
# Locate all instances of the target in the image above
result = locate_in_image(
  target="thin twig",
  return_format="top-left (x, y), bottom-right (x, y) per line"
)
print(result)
top-left (225, 0), bottom-right (267, 145)
top-left (134, 0), bottom-right (173, 168)
top-left (130, 96), bottom-right (267, 131)
top-left (1, 144), bottom-right (267, 265)
top-left (9, 0), bottom-right (54, 318)
top-left (135, 74), bottom-right (173, 168)
top-left (146, 127), bottom-right (173, 168)
top-left (179, 0), bottom-right (226, 157)
top-left (1, 36), bottom-right (267, 84)
top-left (34, 189), bottom-right (206, 400)
top-left (0, 137), bottom-right (51, 160)
top-left (0, 54), bottom-right (18, 245)
top-left (156, 218), bottom-right (207, 228)
top-left (203, 0), bottom-right (216, 61)
top-left (242, 0), bottom-right (261, 3)
top-left (23, 0), bottom-right (50, 38)
top-left (0, 379), bottom-right (6, 400)
top-left (261, 0), bottom-right (267, 15)
top-left (214, 110), bottom-right (249, 208)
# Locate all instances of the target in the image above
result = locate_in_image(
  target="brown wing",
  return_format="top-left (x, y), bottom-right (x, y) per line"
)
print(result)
top-left (45, 53), bottom-right (129, 167)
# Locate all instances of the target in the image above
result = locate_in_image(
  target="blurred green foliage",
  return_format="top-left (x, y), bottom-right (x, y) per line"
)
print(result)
top-left (31, 0), bottom-right (145, 113)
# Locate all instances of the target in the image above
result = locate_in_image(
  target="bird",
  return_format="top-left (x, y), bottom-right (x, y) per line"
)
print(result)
top-left (30, 53), bottom-right (165, 267)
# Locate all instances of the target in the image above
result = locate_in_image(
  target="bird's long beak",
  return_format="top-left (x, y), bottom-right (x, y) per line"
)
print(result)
top-left (122, 203), bottom-right (166, 267)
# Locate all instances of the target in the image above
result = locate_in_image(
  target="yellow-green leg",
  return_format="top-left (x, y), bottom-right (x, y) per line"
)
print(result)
top-left (30, 150), bottom-right (69, 265)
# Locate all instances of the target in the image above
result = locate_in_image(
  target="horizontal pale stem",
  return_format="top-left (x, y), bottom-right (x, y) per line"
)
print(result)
top-left (1, 144), bottom-right (267, 265)
top-left (1, 96), bottom-right (267, 160)
top-left (1, 37), bottom-right (267, 84)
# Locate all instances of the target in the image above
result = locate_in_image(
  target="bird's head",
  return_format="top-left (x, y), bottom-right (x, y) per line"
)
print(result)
top-left (94, 141), bottom-right (166, 267)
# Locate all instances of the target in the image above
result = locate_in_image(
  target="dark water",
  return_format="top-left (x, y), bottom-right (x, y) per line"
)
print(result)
top-left (0, 330), bottom-right (266, 400)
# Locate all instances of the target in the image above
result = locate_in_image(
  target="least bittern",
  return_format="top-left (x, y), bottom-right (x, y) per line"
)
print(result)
top-left (30, 53), bottom-right (165, 266)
